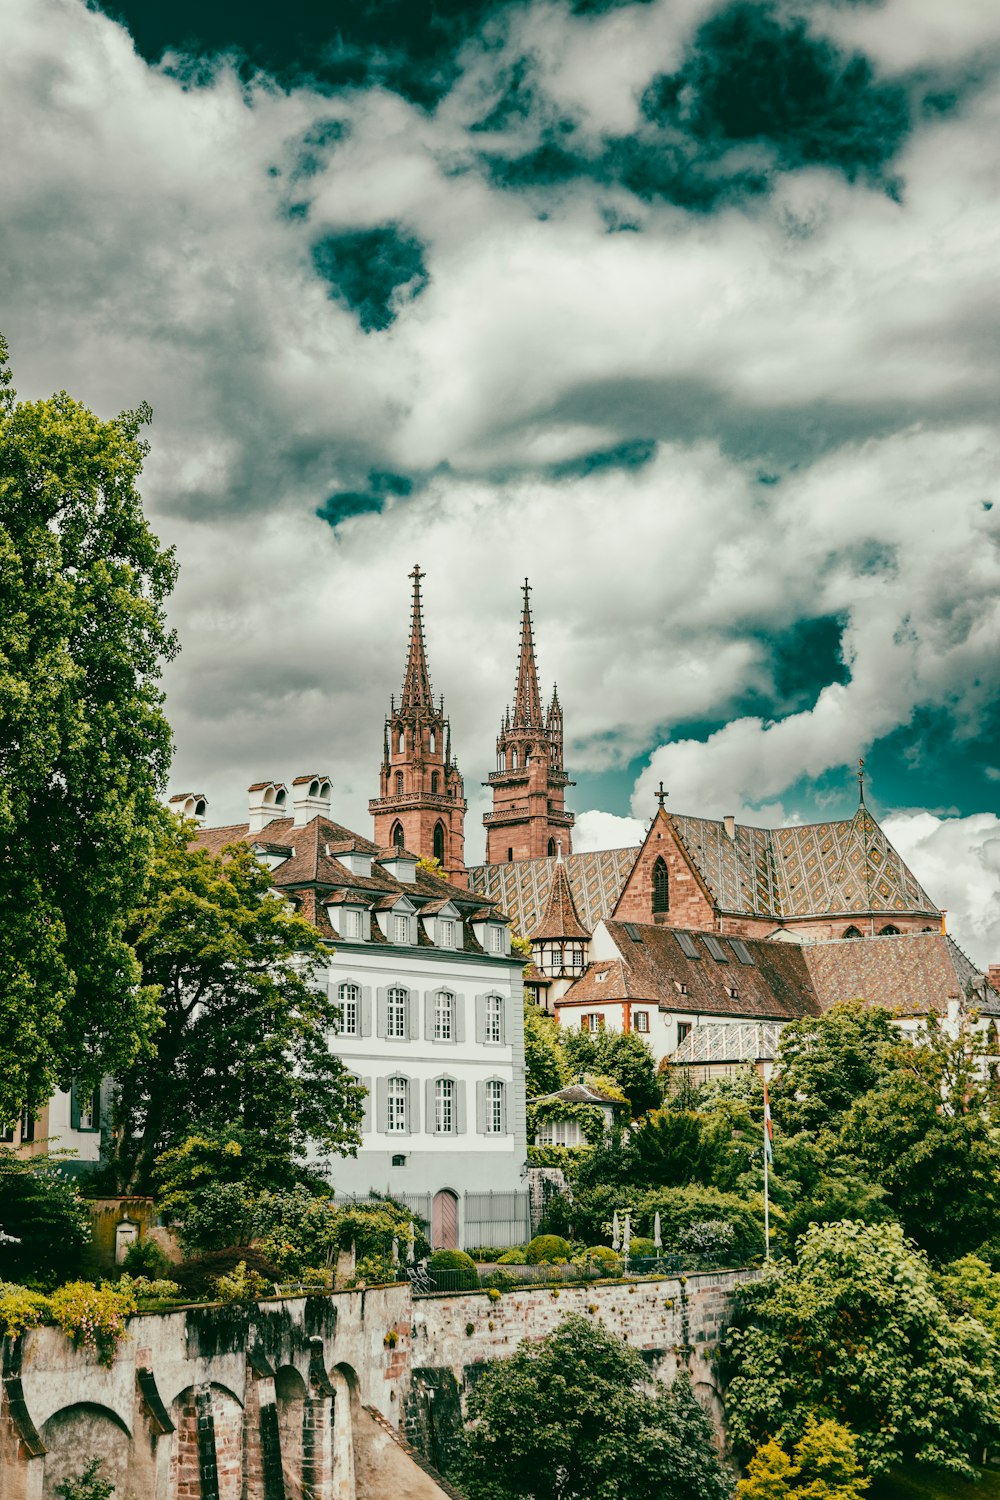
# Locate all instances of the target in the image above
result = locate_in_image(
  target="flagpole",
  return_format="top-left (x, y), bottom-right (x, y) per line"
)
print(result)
top-left (762, 1073), bottom-right (773, 1264)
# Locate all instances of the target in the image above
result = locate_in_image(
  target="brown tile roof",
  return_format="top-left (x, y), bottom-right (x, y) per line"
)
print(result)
top-left (531, 1083), bottom-right (621, 1106)
top-left (800, 931), bottom-right (1000, 1017)
top-left (529, 859), bottom-right (589, 941)
top-left (191, 816), bottom-right (499, 919)
top-left (561, 923), bottom-right (822, 1022)
top-left (469, 847), bottom-right (638, 936)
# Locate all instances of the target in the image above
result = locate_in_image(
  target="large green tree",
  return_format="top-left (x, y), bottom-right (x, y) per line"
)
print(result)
top-left (562, 1027), bottom-right (662, 1117)
top-left (0, 338), bottom-right (176, 1120)
top-left (523, 1001), bottom-right (567, 1098)
top-left (111, 819), bottom-right (365, 1191)
top-left (724, 1220), bottom-right (1000, 1478)
top-left (452, 1314), bottom-right (732, 1500)
top-left (768, 1002), bottom-right (898, 1137)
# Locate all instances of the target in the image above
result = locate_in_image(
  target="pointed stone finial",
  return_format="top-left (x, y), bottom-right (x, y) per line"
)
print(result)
top-left (655, 781), bottom-right (668, 810)
top-left (513, 578), bottom-right (543, 728)
top-left (857, 756), bottom-right (866, 805)
top-left (556, 837), bottom-right (564, 864)
top-left (400, 563), bottom-right (434, 710)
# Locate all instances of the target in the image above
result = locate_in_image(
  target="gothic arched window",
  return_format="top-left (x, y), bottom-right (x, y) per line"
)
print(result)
top-left (429, 729), bottom-right (436, 753)
top-left (652, 856), bottom-right (669, 913)
top-left (391, 821), bottom-right (404, 850)
top-left (433, 822), bottom-right (445, 863)
top-left (395, 771), bottom-right (404, 795)
top-left (843, 925), bottom-right (862, 938)
top-left (879, 924), bottom-right (901, 936)
top-left (431, 771), bottom-right (439, 793)
top-left (547, 838), bottom-right (556, 857)
top-left (398, 729), bottom-right (405, 753)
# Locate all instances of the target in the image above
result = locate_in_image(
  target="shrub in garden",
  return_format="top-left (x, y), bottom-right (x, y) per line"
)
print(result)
top-left (0, 1284), bottom-right (53, 1338)
top-left (211, 1261), bottom-right (270, 1304)
top-left (49, 1281), bottom-right (137, 1367)
top-left (429, 1249), bottom-right (477, 1270)
top-left (525, 1235), bottom-right (571, 1265)
top-left (117, 1274), bottom-right (181, 1301)
top-left (173, 1246), bottom-right (282, 1301)
top-left (121, 1237), bottom-right (168, 1278)
top-left (496, 1247), bottom-right (528, 1264)
top-left (627, 1237), bottom-right (656, 1257)
top-left (54, 1456), bottom-right (115, 1500)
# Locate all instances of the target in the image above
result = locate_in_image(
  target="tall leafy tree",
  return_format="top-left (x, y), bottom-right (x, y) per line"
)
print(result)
top-left (562, 1027), bottom-right (662, 1117)
top-left (523, 1000), bottom-right (566, 1098)
top-left (768, 1002), bottom-right (898, 1136)
top-left (452, 1314), bottom-right (732, 1500)
top-left (111, 819), bottom-right (365, 1191)
top-left (724, 1220), bottom-right (1000, 1478)
top-left (0, 337), bottom-right (176, 1120)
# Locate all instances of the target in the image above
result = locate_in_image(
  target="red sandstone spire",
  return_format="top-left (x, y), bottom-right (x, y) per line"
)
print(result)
top-left (400, 563), bottom-right (434, 711)
top-left (512, 578), bottom-right (543, 728)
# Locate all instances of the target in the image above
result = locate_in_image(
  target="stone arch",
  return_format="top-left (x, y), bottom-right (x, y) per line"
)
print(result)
top-left (170, 1383), bottom-right (245, 1500)
top-left (433, 821), bottom-right (446, 863)
top-left (879, 923), bottom-right (901, 935)
top-left (331, 1364), bottom-right (361, 1500)
top-left (843, 924), bottom-right (863, 938)
top-left (41, 1404), bottom-right (131, 1500)
top-left (692, 1379), bottom-right (725, 1451)
top-left (275, 1365), bottom-right (308, 1500)
top-left (391, 820), bottom-right (404, 850)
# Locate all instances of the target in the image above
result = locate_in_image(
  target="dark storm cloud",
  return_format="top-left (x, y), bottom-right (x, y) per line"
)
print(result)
top-left (310, 226), bottom-right (429, 332)
top-left (94, 0), bottom-right (502, 106)
top-left (316, 470), bottom-right (414, 528)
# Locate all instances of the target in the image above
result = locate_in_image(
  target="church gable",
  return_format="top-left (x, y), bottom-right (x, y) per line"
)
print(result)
top-left (611, 808), bottom-right (717, 929)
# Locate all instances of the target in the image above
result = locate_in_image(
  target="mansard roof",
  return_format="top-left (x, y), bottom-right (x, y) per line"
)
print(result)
top-left (623, 802), bottom-right (940, 922)
top-left (469, 847), bottom-right (638, 937)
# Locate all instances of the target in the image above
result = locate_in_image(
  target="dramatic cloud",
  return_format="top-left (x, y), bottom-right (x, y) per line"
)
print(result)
top-left (883, 813), bottom-right (1000, 970)
top-left (1, 0), bottom-right (999, 958)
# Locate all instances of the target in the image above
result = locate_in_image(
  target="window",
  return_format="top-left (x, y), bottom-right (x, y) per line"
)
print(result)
top-left (20, 1108), bottom-right (34, 1144)
top-left (344, 908), bottom-right (361, 939)
top-left (339, 983), bottom-right (360, 1036)
top-left (538, 1118), bottom-right (582, 1147)
top-left (395, 771), bottom-right (404, 795)
top-left (563, 942), bottom-right (585, 975)
top-left (730, 938), bottom-right (755, 966)
top-left (393, 914), bottom-right (410, 945)
top-left (675, 931), bottom-right (701, 959)
top-left (507, 847), bottom-right (514, 862)
top-left (391, 1153), bottom-right (407, 1167)
top-left (677, 1022), bottom-right (692, 1043)
top-left (703, 934), bottom-right (729, 963)
top-left (727, 985), bottom-right (739, 999)
top-left (879, 924), bottom-right (901, 936)
top-left (398, 729), bottom-right (405, 753)
top-left (387, 1077), bottom-right (408, 1132)
top-left (435, 1078), bottom-right (455, 1134)
top-left (431, 771), bottom-right (440, 793)
top-left (485, 994), bottom-right (503, 1043)
top-left (71, 1082), bottom-right (100, 1133)
top-left (439, 919), bottom-right (455, 948)
top-left (387, 987), bottom-right (408, 1038)
top-left (584, 1012), bottom-right (602, 1034)
top-left (548, 838), bottom-right (556, 856)
top-left (623, 922), bottom-right (644, 942)
top-left (489, 926), bottom-right (504, 954)
top-left (652, 856), bottom-right (670, 913)
top-left (634, 1010), bottom-right (649, 1033)
top-left (391, 821), bottom-right (404, 850)
top-left (429, 729), bottom-right (436, 753)
top-left (0, 1123), bottom-right (15, 1144)
top-left (843, 925), bottom-right (863, 939)
top-left (433, 822), bottom-right (445, 863)
top-left (486, 1080), bottom-right (504, 1134)
top-left (435, 991), bottom-right (454, 1041)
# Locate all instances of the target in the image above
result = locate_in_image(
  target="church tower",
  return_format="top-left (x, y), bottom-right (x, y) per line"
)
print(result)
top-left (370, 565), bottom-right (467, 884)
top-left (484, 580), bottom-right (574, 864)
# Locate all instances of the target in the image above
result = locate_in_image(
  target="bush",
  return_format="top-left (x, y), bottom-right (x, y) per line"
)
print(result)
top-left (0, 1285), bottom-right (53, 1337)
top-left (628, 1237), bottom-right (656, 1257)
top-left (429, 1249), bottom-right (477, 1270)
top-left (121, 1237), bottom-right (167, 1278)
top-left (173, 1246), bottom-right (283, 1301)
top-left (211, 1260), bottom-right (270, 1303)
top-left (578, 1245), bottom-right (619, 1268)
top-left (496, 1247), bottom-right (528, 1265)
top-left (0, 1153), bottom-right (91, 1287)
top-left (54, 1456), bottom-right (115, 1500)
top-left (525, 1235), bottom-right (571, 1265)
top-left (482, 1269), bottom-right (516, 1292)
top-left (50, 1281), bottom-right (137, 1367)
top-left (543, 1183), bottom-right (761, 1264)
top-left (116, 1274), bottom-right (180, 1301)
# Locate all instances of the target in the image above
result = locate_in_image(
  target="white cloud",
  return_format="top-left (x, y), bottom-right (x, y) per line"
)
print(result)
top-left (882, 812), bottom-right (1000, 970)
top-left (573, 809), bottom-right (646, 852)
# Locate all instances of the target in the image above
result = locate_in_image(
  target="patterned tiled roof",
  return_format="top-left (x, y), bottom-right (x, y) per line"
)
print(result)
top-left (468, 847), bottom-right (639, 938)
top-left (529, 858), bottom-right (589, 940)
top-left (668, 805), bottom-right (938, 920)
top-left (801, 931), bottom-right (1000, 1017)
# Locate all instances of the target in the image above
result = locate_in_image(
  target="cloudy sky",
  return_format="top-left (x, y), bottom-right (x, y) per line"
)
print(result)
top-left (3, 0), bottom-right (999, 963)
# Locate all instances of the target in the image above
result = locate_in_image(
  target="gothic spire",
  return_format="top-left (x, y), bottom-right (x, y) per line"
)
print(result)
top-left (512, 578), bottom-right (543, 728)
top-left (400, 563), bottom-right (434, 711)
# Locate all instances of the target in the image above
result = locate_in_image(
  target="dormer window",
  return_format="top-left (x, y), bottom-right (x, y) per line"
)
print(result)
top-left (393, 913), bottom-right (410, 945)
top-left (439, 918), bottom-right (455, 948)
top-left (344, 909), bottom-right (361, 940)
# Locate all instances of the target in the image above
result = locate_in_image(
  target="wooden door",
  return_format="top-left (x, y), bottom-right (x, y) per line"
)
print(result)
top-left (432, 1189), bottom-right (459, 1249)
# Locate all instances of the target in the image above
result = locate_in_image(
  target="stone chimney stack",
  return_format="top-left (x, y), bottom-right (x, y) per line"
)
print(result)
top-left (168, 792), bottom-right (208, 825)
top-left (292, 774), bottom-right (333, 827)
top-left (724, 814), bottom-right (736, 841)
top-left (248, 781), bottom-right (288, 834)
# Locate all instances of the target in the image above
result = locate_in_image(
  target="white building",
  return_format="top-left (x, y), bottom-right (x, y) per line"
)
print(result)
top-left (193, 780), bottom-right (529, 1250)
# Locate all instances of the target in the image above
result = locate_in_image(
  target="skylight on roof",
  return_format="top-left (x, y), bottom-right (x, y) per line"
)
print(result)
top-left (730, 939), bottom-right (755, 966)
top-left (675, 932), bottom-right (701, 959)
top-left (703, 935), bottom-right (729, 962)
top-left (623, 922), bottom-right (644, 942)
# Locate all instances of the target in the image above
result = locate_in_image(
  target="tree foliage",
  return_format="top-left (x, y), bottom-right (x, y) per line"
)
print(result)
top-left (451, 1314), bottom-right (732, 1500)
top-left (737, 1416), bottom-right (869, 1500)
top-left (523, 1001), bottom-right (567, 1099)
top-left (724, 1220), bottom-right (1000, 1478)
top-left (111, 818), bottom-right (365, 1190)
top-left (0, 1151), bottom-right (91, 1287)
top-left (768, 1002), bottom-right (898, 1137)
top-left (561, 1027), bottom-right (662, 1117)
top-left (0, 336), bottom-right (176, 1120)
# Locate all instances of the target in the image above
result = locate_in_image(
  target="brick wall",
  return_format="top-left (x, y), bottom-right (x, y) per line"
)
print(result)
top-left (613, 815), bottom-right (716, 929)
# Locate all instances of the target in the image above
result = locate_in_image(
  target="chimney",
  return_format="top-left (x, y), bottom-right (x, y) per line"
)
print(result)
top-left (248, 781), bottom-right (288, 834)
top-left (292, 773), bottom-right (333, 827)
top-left (724, 814), bottom-right (736, 841)
top-left (987, 965), bottom-right (1000, 995)
top-left (168, 792), bottom-right (208, 825)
